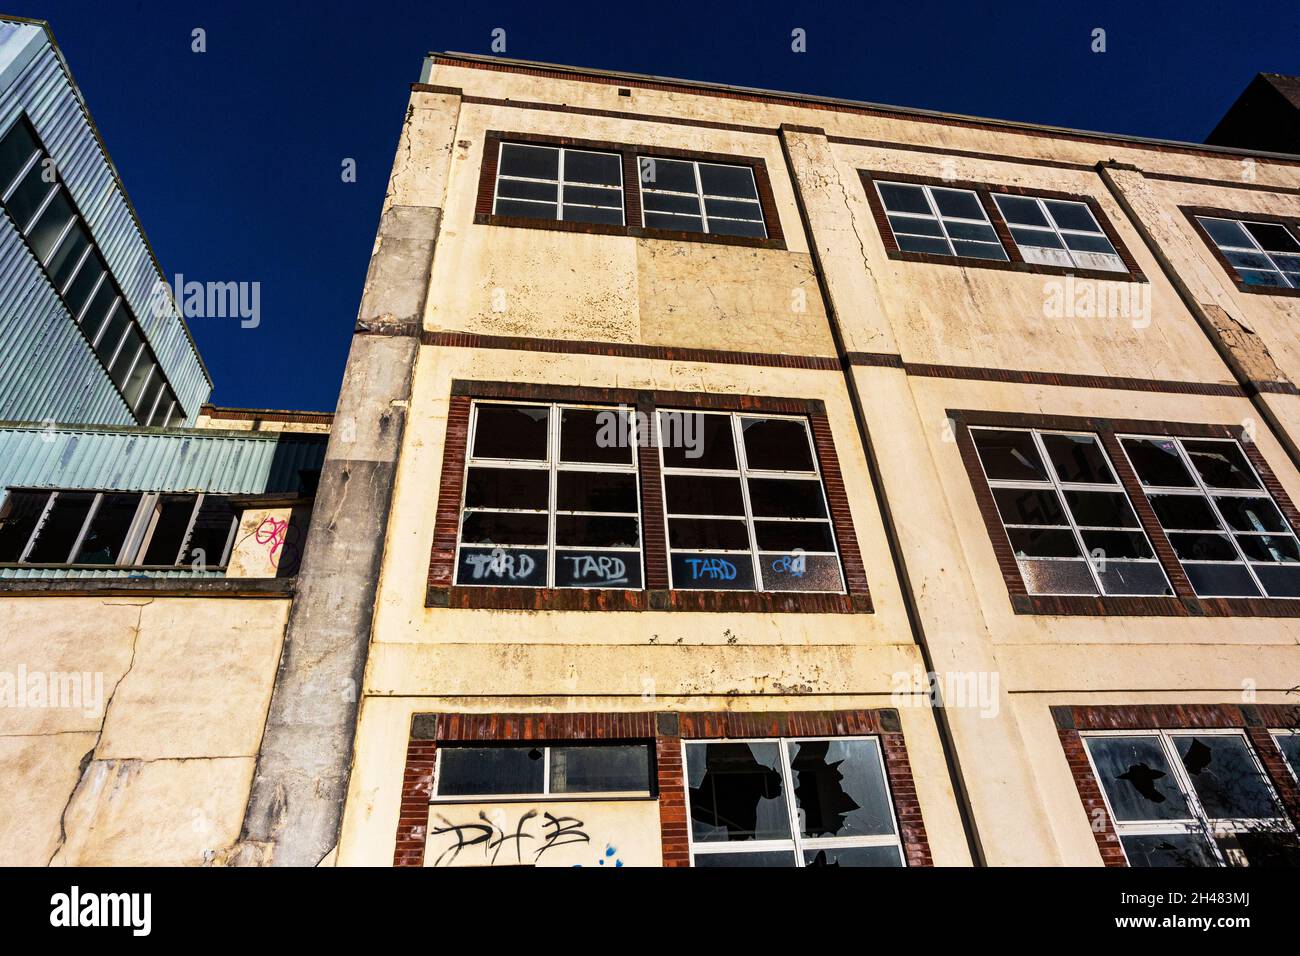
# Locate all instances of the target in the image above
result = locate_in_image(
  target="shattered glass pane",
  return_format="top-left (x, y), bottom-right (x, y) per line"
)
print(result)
top-left (686, 741), bottom-right (791, 842)
top-left (1181, 440), bottom-right (1260, 490)
top-left (786, 738), bottom-right (895, 838)
top-left (1121, 438), bottom-right (1195, 487)
top-left (1085, 736), bottom-right (1192, 822)
top-left (1121, 833), bottom-right (1217, 867)
top-left (1174, 736), bottom-right (1278, 820)
top-left (803, 845), bottom-right (903, 867)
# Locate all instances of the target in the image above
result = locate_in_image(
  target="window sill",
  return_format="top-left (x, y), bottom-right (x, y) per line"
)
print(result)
top-left (426, 586), bottom-right (871, 614)
top-left (1230, 280), bottom-right (1300, 299)
top-left (474, 212), bottom-right (787, 251)
top-left (1010, 593), bottom-right (1300, 617)
top-left (884, 248), bottom-right (1147, 283)
top-left (428, 793), bottom-right (656, 805)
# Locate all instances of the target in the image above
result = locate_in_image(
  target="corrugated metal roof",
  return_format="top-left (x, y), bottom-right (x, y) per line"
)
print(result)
top-left (0, 19), bottom-right (212, 424)
top-left (0, 423), bottom-right (327, 493)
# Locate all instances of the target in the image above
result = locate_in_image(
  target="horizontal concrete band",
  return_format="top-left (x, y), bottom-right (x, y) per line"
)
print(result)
top-left (0, 578), bottom-right (295, 597)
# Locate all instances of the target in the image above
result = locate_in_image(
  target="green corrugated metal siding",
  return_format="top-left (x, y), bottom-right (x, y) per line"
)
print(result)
top-left (0, 20), bottom-right (212, 425)
top-left (0, 424), bottom-right (327, 493)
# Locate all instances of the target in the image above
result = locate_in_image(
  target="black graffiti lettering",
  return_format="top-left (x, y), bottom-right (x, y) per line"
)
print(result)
top-left (536, 813), bottom-right (590, 859)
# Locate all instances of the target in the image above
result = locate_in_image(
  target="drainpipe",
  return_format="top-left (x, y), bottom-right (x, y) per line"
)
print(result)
top-left (777, 125), bottom-right (985, 866)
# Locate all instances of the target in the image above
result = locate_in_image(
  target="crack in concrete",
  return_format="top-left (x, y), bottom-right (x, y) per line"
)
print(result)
top-left (45, 599), bottom-right (150, 866)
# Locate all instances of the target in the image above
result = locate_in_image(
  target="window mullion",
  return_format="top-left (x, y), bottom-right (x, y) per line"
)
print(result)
top-left (557, 149), bottom-right (566, 221)
top-left (777, 737), bottom-right (806, 865)
top-left (548, 404), bottom-right (559, 589)
top-left (693, 162), bottom-right (709, 234)
top-left (1035, 430), bottom-right (1105, 594)
top-left (731, 414), bottom-right (764, 592)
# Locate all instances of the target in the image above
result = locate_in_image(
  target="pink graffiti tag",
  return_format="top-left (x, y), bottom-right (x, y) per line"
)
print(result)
top-left (255, 516), bottom-right (301, 572)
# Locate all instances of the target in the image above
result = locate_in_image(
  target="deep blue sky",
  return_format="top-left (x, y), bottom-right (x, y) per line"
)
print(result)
top-left (11, 0), bottom-right (1299, 412)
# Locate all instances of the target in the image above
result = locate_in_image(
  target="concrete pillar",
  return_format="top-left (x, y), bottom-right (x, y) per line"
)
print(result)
top-left (232, 87), bottom-right (462, 866)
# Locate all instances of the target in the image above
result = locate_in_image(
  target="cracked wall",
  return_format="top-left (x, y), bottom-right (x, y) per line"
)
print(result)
top-left (0, 596), bottom-right (289, 865)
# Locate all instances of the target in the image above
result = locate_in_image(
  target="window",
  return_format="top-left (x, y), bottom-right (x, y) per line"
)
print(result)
top-left (684, 737), bottom-right (905, 866)
top-left (1083, 730), bottom-right (1300, 867)
top-left (639, 157), bottom-right (766, 238)
top-left (1196, 215), bottom-right (1300, 289)
top-left (0, 489), bottom-right (236, 568)
top-left (0, 116), bottom-right (181, 426)
top-left (659, 411), bottom-right (844, 593)
top-left (874, 181), bottom-right (1007, 261)
top-left (1120, 436), bottom-right (1300, 598)
top-left (993, 195), bottom-right (1125, 272)
top-left (1273, 731), bottom-right (1300, 783)
top-left (970, 427), bottom-right (1169, 596)
top-left (492, 142), bottom-right (624, 226)
top-left (433, 742), bottom-right (652, 799)
top-left (455, 402), bottom-right (644, 589)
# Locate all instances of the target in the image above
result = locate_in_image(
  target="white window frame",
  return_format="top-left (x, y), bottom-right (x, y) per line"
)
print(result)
top-left (684, 735), bottom-right (906, 867)
top-left (874, 180), bottom-right (1007, 260)
top-left (491, 142), bottom-right (625, 225)
top-left (455, 400), bottom-right (644, 590)
top-left (637, 157), bottom-right (766, 238)
top-left (993, 194), bottom-right (1125, 272)
top-left (657, 409), bottom-right (844, 594)
top-left (1119, 434), bottom-right (1300, 599)
top-left (970, 426), bottom-right (1169, 597)
top-left (430, 742), bottom-right (654, 803)
top-left (1197, 215), bottom-right (1300, 289)
top-left (1082, 728), bottom-right (1296, 867)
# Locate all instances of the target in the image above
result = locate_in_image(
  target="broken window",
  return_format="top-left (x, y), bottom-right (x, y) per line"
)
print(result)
top-left (1196, 215), bottom-right (1300, 289)
top-left (875, 181), bottom-right (1007, 260)
top-left (493, 142), bottom-right (624, 226)
top-left (456, 401), bottom-right (643, 589)
top-left (180, 496), bottom-right (237, 569)
top-left (993, 194), bottom-right (1125, 272)
top-left (1120, 436), bottom-right (1300, 598)
top-left (1083, 730), bottom-right (1300, 867)
top-left (0, 114), bottom-right (181, 425)
top-left (0, 490), bottom-right (47, 562)
top-left (434, 742), bottom-right (652, 798)
top-left (0, 489), bottom-right (233, 569)
top-left (639, 157), bottom-right (767, 238)
top-left (684, 736), bottom-right (905, 867)
top-left (971, 427), bottom-right (1170, 596)
top-left (659, 411), bottom-right (844, 593)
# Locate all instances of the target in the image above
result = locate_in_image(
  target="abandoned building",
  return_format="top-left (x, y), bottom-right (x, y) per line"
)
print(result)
top-left (2, 16), bottom-right (1300, 867)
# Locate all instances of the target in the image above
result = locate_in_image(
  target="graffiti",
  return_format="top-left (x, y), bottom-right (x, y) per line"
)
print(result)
top-left (463, 547), bottom-right (536, 581)
top-left (430, 810), bottom-right (591, 867)
top-left (573, 844), bottom-right (623, 868)
top-left (563, 554), bottom-right (628, 585)
top-left (254, 516), bottom-right (302, 573)
top-left (770, 550), bottom-right (807, 577)
top-left (684, 557), bottom-right (736, 581)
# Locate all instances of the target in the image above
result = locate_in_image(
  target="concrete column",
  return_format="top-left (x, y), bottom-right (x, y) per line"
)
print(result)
top-left (231, 87), bottom-right (462, 866)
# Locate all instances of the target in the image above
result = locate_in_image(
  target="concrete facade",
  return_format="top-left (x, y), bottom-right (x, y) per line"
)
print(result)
top-left (320, 55), bottom-right (1300, 869)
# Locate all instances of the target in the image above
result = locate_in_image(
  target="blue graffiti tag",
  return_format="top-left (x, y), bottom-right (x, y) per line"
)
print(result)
top-left (770, 550), bottom-right (808, 578)
top-left (684, 557), bottom-right (737, 580)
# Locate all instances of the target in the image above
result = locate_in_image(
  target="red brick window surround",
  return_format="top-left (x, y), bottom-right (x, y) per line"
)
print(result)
top-left (1180, 205), bottom-right (1300, 299)
top-left (393, 709), bottom-right (932, 868)
top-left (474, 130), bottom-right (786, 251)
top-left (951, 409), bottom-right (1300, 617)
top-left (859, 170), bottom-right (1146, 283)
top-left (1054, 704), bottom-right (1300, 867)
top-left (426, 380), bottom-right (872, 614)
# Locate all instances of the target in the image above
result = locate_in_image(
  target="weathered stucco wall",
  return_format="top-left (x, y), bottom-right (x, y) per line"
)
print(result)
top-left (0, 596), bottom-right (289, 865)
